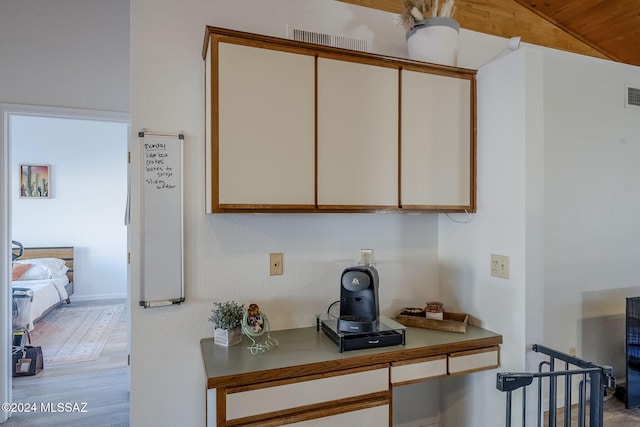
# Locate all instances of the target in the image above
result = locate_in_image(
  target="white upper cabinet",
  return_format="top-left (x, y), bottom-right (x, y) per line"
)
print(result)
top-left (204, 27), bottom-right (476, 213)
top-left (216, 42), bottom-right (316, 208)
top-left (401, 69), bottom-right (473, 209)
top-left (317, 57), bottom-right (399, 208)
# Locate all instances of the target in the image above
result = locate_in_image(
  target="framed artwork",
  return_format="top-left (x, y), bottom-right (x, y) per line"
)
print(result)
top-left (19, 164), bottom-right (50, 198)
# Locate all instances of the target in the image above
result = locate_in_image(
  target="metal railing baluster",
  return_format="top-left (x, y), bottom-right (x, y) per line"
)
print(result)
top-left (496, 344), bottom-right (615, 427)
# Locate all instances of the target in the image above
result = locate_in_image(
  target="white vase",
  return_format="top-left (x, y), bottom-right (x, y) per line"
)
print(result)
top-left (214, 326), bottom-right (242, 346)
top-left (407, 17), bottom-right (460, 66)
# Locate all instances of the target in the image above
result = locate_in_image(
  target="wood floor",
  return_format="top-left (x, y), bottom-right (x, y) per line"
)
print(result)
top-left (542, 393), bottom-right (640, 426)
top-left (4, 299), bottom-right (129, 426)
top-left (601, 396), bottom-right (640, 426)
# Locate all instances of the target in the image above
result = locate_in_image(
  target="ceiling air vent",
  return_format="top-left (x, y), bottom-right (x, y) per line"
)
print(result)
top-left (625, 85), bottom-right (640, 109)
top-left (287, 24), bottom-right (370, 52)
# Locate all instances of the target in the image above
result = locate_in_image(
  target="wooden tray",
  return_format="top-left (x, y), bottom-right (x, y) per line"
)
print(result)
top-left (395, 311), bottom-right (469, 333)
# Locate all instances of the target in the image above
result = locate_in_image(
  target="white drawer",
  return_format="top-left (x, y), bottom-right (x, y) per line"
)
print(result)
top-left (226, 366), bottom-right (389, 420)
top-left (390, 355), bottom-right (447, 385)
top-left (448, 346), bottom-right (500, 375)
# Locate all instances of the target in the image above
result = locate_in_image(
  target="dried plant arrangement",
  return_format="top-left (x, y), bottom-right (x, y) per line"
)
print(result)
top-left (400, 0), bottom-right (457, 30)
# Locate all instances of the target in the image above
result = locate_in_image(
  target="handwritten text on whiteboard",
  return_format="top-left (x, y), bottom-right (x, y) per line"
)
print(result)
top-left (145, 142), bottom-right (176, 190)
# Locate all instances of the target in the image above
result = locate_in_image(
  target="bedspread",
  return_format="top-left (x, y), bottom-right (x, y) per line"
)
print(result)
top-left (12, 276), bottom-right (69, 331)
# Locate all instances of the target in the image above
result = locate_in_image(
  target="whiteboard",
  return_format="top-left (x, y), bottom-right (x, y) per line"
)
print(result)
top-left (139, 131), bottom-right (184, 308)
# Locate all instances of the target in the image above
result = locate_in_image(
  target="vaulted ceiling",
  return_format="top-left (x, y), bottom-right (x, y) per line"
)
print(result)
top-left (340, 0), bottom-right (640, 67)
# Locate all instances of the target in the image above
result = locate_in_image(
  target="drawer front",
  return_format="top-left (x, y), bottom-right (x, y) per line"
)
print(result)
top-left (448, 346), bottom-right (500, 375)
top-left (287, 404), bottom-right (389, 426)
top-left (226, 367), bottom-right (389, 420)
top-left (391, 355), bottom-right (447, 385)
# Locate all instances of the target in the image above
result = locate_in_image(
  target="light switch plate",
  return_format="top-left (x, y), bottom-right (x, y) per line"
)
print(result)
top-left (269, 253), bottom-right (283, 276)
top-left (491, 254), bottom-right (509, 279)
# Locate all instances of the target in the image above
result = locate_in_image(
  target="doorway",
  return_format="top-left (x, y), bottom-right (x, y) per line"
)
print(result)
top-left (1, 105), bottom-right (130, 424)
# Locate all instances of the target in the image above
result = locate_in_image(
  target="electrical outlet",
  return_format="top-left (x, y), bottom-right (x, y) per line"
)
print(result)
top-left (490, 254), bottom-right (510, 279)
top-left (360, 249), bottom-right (373, 265)
top-left (269, 253), bottom-right (283, 276)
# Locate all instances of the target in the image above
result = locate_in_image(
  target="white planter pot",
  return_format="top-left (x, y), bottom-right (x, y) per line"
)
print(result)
top-left (214, 326), bottom-right (243, 347)
top-left (407, 17), bottom-right (460, 66)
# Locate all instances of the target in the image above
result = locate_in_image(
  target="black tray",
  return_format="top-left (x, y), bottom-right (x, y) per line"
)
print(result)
top-left (317, 315), bottom-right (406, 353)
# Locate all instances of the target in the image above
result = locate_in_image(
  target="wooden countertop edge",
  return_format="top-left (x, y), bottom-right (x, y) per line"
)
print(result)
top-left (205, 334), bottom-right (502, 389)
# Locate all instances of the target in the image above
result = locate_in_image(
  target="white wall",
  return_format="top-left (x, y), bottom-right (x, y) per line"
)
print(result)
top-left (438, 48), bottom-right (544, 425)
top-left (542, 50), bottom-right (640, 380)
top-left (439, 41), bottom-right (640, 424)
top-left (11, 115), bottom-right (128, 300)
top-left (0, 0), bottom-right (130, 113)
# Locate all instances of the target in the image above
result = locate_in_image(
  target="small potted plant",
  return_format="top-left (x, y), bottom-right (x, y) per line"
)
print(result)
top-left (209, 301), bottom-right (245, 346)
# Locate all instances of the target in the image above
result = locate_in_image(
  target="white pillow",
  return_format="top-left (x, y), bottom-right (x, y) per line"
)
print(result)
top-left (16, 263), bottom-right (50, 280)
top-left (14, 258), bottom-right (69, 279)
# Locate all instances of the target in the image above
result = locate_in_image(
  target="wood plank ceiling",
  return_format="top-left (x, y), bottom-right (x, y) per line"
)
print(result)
top-left (339, 0), bottom-right (640, 67)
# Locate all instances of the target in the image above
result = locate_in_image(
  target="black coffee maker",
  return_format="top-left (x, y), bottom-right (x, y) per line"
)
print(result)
top-left (337, 265), bottom-right (380, 333)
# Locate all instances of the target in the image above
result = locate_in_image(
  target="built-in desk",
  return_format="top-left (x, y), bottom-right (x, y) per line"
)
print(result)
top-left (201, 324), bottom-right (502, 426)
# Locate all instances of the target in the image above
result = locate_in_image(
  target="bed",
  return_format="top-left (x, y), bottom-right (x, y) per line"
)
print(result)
top-left (11, 246), bottom-right (74, 331)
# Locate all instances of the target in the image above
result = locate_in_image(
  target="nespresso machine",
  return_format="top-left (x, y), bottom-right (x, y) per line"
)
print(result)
top-left (337, 265), bottom-right (380, 333)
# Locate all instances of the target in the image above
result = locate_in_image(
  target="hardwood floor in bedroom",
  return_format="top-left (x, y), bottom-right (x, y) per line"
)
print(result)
top-left (5, 299), bottom-right (129, 427)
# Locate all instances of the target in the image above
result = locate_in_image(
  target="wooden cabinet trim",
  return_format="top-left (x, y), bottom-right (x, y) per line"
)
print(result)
top-left (227, 364), bottom-right (389, 394)
top-left (226, 392), bottom-right (389, 427)
top-left (397, 67), bottom-right (402, 208)
top-left (209, 35), bottom-right (220, 214)
top-left (316, 204), bottom-right (399, 211)
top-left (204, 26), bottom-right (476, 78)
top-left (206, 335), bottom-right (502, 389)
top-left (212, 206), bottom-right (474, 214)
top-left (448, 345), bottom-right (500, 358)
top-left (469, 76), bottom-right (478, 213)
top-left (216, 388), bottom-right (226, 427)
top-left (392, 374), bottom-right (448, 388)
top-left (217, 204), bottom-right (317, 211)
top-left (400, 204), bottom-right (475, 212)
top-left (390, 354), bottom-right (446, 367)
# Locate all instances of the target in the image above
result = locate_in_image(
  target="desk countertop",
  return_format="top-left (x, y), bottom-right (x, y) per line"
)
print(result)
top-left (201, 324), bottom-right (502, 389)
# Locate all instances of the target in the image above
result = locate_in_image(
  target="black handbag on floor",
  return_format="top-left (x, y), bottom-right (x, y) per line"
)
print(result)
top-left (12, 346), bottom-right (44, 376)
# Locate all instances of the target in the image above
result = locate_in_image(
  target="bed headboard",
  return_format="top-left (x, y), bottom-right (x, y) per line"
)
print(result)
top-left (19, 246), bottom-right (74, 283)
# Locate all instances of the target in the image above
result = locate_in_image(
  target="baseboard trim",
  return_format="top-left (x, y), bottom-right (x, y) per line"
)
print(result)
top-left (71, 293), bottom-right (127, 302)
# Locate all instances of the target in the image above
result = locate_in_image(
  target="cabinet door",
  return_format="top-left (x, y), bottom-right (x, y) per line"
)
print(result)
top-left (216, 42), bottom-right (315, 207)
top-left (401, 70), bottom-right (473, 209)
top-left (317, 57), bottom-right (399, 208)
